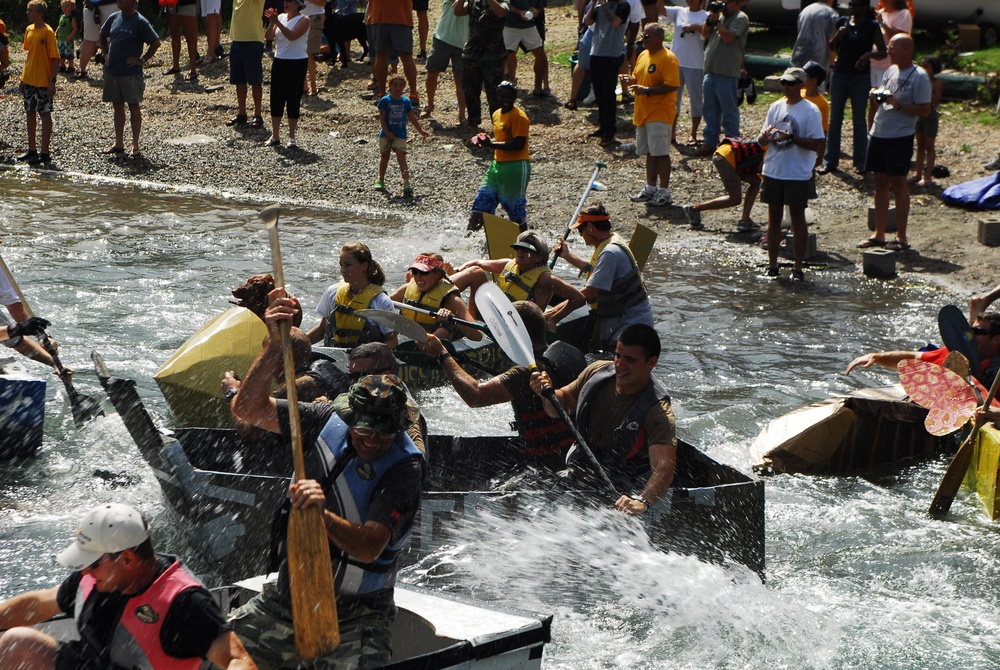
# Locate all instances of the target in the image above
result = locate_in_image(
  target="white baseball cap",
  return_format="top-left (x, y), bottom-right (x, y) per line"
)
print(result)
top-left (56, 503), bottom-right (149, 570)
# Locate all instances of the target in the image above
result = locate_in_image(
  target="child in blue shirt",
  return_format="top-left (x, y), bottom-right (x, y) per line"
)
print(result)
top-left (376, 75), bottom-right (429, 196)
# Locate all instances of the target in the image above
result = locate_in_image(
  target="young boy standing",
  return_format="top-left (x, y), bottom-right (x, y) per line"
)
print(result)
top-left (19, 0), bottom-right (60, 166)
top-left (56, 0), bottom-right (78, 73)
top-left (376, 74), bottom-right (430, 196)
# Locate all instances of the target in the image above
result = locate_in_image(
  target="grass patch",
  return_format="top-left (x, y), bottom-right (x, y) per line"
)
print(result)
top-left (959, 47), bottom-right (1000, 73)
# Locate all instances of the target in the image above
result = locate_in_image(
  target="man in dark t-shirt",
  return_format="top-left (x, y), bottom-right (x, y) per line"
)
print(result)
top-left (0, 503), bottom-right (256, 669)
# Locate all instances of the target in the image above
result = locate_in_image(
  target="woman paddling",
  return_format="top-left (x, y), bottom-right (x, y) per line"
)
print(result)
top-left (389, 252), bottom-right (483, 342)
top-left (308, 242), bottom-right (398, 348)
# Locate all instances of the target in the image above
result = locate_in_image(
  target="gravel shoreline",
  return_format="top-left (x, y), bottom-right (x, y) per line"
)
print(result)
top-left (1, 10), bottom-right (998, 296)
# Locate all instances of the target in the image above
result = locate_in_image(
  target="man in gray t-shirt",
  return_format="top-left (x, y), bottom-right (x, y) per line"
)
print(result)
top-left (790, 0), bottom-right (837, 71)
top-left (860, 34), bottom-right (930, 254)
top-left (697, 0), bottom-right (748, 152)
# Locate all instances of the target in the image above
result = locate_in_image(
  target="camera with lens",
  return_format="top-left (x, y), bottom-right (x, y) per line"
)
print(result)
top-left (872, 88), bottom-right (892, 103)
top-left (707, 1), bottom-right (725, 12)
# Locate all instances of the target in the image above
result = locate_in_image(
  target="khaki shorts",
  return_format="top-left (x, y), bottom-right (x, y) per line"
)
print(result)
top-left (379, 135), bottom-right (407, 153)
top-left (307, 14), bottom-right (325, 55)
top-left (166, 3), bottom-right (198, 17)
top-left (82, 7), bottom-right (102, 42)
top-left (102, 73), bottom-right (145, 105)
top-left (636, 121), bottom-right (672, 157)
top-left (713, 153), bottom-right (741, 200)
top-left (503, 26), bottom-right (543, 52)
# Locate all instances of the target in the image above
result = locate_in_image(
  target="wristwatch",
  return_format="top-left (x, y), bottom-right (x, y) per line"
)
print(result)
top-left (224, 388), bottom-right (239, 401)
top-left (631, 495), bottom-right (651, 508)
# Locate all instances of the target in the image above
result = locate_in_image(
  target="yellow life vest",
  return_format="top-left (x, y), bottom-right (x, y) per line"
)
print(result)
top-left (497, 259), bottom-right (550, 303)
top-left (401, 278), bottom-right (460, 331)
top-left (325, 282), bottom-right (387, 347)
top-left (586, 233), bottom-right (648, 317)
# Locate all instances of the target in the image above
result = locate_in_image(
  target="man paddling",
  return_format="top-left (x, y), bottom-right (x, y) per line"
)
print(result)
top-left (419, 300), bottom-right (584, 471)
top-left (230, 291), bottom-right (424, 668)
top-left (846, 311), bottom-right (1000, 387)
top-left (0, 503), bottom-right (258, 669)
top-left (529, 323), bottom-right (677, 516)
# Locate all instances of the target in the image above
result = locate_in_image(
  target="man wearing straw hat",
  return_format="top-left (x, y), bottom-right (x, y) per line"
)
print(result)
top-left (231, 293), bottom-right (424, 668)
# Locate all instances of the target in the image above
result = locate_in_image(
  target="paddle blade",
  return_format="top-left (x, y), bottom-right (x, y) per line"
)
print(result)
top-left (476, 283), bottom-right (534, 369)
top-left (287, 505), bottom-right (340, 659)
top-left (898, 360), bottom-right (977, 436)
top-left (355, 309), bottom-right (428, 344)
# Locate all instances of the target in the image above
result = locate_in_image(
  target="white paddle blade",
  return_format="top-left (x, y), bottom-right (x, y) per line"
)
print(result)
top-left (259, 204), bottom-right (282, 228)
top-left (355, 309), bottom-right (428, 344)
top-left (476, 283), bottom-right (534, 368)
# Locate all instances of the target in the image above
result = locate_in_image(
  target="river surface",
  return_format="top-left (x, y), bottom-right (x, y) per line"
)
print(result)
top-left (1, 169), bottom-right (997, 668)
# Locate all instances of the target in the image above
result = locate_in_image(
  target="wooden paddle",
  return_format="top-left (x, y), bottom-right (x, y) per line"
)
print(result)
top-left (928, 368), bottom-right (1000, 520)
top-left (476, 282), bottom-right (619, 498)
top-left (0, 252), bottom-right (104, 428)
top-left (260, 205), bottom-right (340, 658)
top-left (390, 300), bottom-right (490, 334)
top-left (550, 160), bottom-right (607, 270)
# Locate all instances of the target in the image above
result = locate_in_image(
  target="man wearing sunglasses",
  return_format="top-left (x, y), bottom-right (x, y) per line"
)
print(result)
top-left (231, 293), bottom-right (424, 668)
top-left (0, 503), bottom-right (258, 669)
top-left (846, 312), bottom-right (1000, 388)
top-left (696, 0), bottom-right (749, 155)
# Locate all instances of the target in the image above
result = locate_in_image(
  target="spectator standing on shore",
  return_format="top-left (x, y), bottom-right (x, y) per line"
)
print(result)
top-left (790, 0), bottom-right (836, 73)
top-left (56, 0), bottom-right (78, 74)
top-left (375, 74), bottom-right (430, 195)
top-left (819, 0), bottom-right (883, 174)
top-left (299, 0), bottom-right (325, 96)
top-left (368, 0), bottom-right (419, 103)
top-left (414, 0), bottom-right (429, 59)
top-left (695, 0), bottom-right (748, 155)
top-left (263, 0), bottom-right (309, 148)
top-left (585, 0), bottom-right (630, 145)
top-left (227, 0), bottom-right (266, 129)
top-left (200, 0), bottom-right (224, 65)
top-left (801, 60), bottom-right (829, 171)
top-left (164, 0), bottom-right (199, 81)
top-left (18, 0), bottom-right (60, 167)
top-left (626, 23), bottom-right (679, 208)
top-left (563, 0), bottom-right (593, 111)
top-left (468, 81), bottom-right (530, 230)
top-left (0, 17), bottom-right (10, 82)
top-left (910, 56), bottom-right (942, 188)
top-left (77, 0), bottom-right (115, 80)
top-left (422, 0), bottom-right (468, 123)
top-left (869, 0), bottom-right (911, 88)
top-left (663, 0), bottom-right (706, 146)
top-left (99, 0), bottom-right (160, 159)
top-left (858, 33), bottom-right (929, 252)
top-left (758, 67), bottom-right (824, 281)
top-left (503, 0), bottom-right (548, 97)
top-left (456, 0), bottom-right (507, 128)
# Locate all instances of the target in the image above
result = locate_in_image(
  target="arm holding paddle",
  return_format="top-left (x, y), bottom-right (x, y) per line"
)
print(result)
top-left (289, 479), bottom-right (393, 563)
top-left (419, 334), bottom-right (513, 407)
top-left (550, 237), bottom-right (590, 274)
top-left (0, 316), bottom-right (67, 372)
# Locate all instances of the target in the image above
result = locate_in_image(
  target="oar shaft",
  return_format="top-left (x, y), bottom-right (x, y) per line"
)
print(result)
top-left (542, 385), bottom-right (618, 497)
top-left (550, 162), bottom-right (605, 269)
top-left (390, 301), bottom-right (489, 333)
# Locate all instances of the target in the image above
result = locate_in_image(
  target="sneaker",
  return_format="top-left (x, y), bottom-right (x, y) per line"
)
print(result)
top-left (648, 188), bottom-right (671, 207)
top-left (630, 186), bottom-right (655, 202)
top-left (374, 180), bottom-right (386, 191)
top-left (16, 149), bottom-right (38, 162)
top-left (986, 155), bottom-right (1000, 171)
top-left (403, 184), bottom-right (414, 197)
top-left (263, 137), bottom-right (280, 147)
top-left (36, 153), bottom-right (51, 165)
top-left (287, 138), bottom-right (296, 148)
top-left (683, 205), bottom-right (703, 230)
top-left (737, 218), bottom-right (760, 232)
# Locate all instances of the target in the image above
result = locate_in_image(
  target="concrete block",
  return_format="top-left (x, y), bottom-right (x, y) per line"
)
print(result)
top-left (957, 24), bottom-right (981, 51)
top-left (763, 75), bottom-right (783, 93)
top-left (979, 218), bottom-right (1000, 246)
top-left (780, 231), bottom-right (818, 260)
top-left (863, 248), bottom-right (897, 278)
top-left (867, 206), bottom-right (897, 232)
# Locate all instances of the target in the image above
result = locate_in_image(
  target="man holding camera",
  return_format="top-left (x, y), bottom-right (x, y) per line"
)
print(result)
top-left (696, 0), bottom-right (748, 155)
top-left (858, 33), bottom-right (930, 253)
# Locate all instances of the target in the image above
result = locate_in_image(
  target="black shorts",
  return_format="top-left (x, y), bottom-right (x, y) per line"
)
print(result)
top-left (864, 134), bottom-right (914, 177)
top-left (760, 176), bottom-right (811, 208)
top-left (56, 641), bottom-right (101, 670)
top-left (413, 0), bottom-right (429, 10)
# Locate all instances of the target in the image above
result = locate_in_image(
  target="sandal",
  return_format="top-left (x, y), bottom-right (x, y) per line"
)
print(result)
top-left (102, 146), bottom-right (125, 155)
top-left (885, 240), bottom-right (911, 251)
top-left (164, 67), bottom-right (182, 75)
top-left (249, 115), bottom-right (264, 129)
top-left (226, 114), bottom-right (248, 126)
top-left (792, 269), bottom-right (805, 281)
top-left (564, 99), bottom-right (578, 110)
top-left (857, 237), bottom-right (886, 249)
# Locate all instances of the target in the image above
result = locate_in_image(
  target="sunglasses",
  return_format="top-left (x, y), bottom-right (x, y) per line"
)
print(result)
top-left (779, 80), bottom-right (799, 86)
top-left (641, 33), bottom-right (655, 39)
top-left (352, 427), bottom-right (391, 439)
top-left (972, 326), bottom-right (996, 337)
top-left (410, 268), bottom-right (432, 276)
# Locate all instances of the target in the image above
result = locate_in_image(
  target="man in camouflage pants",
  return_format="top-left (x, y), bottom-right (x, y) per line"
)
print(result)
top-left (229, 293), bottom-right (425, 668)
top-left (456, 0), bottom-right (508, 127)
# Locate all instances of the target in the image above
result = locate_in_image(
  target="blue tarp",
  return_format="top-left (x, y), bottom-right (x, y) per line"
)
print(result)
top-left (942, 172), bottom-right (1000, 209)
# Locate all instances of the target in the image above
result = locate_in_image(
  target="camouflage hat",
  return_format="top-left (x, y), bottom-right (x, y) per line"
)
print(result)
top-left (332, 374), bottom-right (413, 433)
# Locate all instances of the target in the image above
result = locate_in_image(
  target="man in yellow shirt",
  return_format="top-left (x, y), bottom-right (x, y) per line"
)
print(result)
top-left (19, 0), bottom-right (60, 166)
top-left (626, 23), bottom-right (679, 208)
top-left (468, 80), bottom-right (531, 231)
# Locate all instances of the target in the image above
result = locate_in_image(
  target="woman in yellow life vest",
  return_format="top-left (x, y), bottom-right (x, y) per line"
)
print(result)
top-left (307, 242), bottom-right (399, 348)
top-left (451, 231), bottom-right (586, 329)
top-left (389, 253), bottom-right (484, 342)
